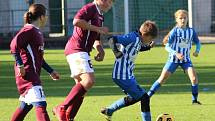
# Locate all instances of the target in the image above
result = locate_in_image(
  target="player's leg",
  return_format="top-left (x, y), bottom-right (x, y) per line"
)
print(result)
top-left (183, 62), bottom-right (201, 105)
top-left (33, 101), bottom-right (50, 121)
top-left (11, 101), bottom-right (33, 121)
top-left (147, 62), bottom-right (177, 97)
top-left (65, 77), bottom-right (85, 121)
top-left (53, 53), bottom-right (93, 120)
top-left (140, 93), bottom-right (151, 121)
top-left (101, 78), bottom-right (144, 120)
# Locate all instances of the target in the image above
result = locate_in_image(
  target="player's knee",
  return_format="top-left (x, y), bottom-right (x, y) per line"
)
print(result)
top-left (86, 79), bottom-right (95, 87)
top-left (141, 93), bottom-right (150, 112)
top-left (124, 96), bottom-right (138, 106)
top-left (190, 77), bottom-right (198, 84)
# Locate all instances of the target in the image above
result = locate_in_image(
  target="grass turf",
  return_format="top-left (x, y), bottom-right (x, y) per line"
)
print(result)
top-left (0, 44), bottom-right (215, 121)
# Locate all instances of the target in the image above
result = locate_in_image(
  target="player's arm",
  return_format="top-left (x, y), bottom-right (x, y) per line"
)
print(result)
top-left (12, 52), bottom-right (25, 77)
top-left (10, 33), bottom-right (27, 77)
top-left (165, 29), bottom-right (184, 60)
top-left (73, 19), bottom-right (108, 34)
top-left (42, 59), bottom-right (60, 80)
top-left (164, 29), bottom-right (177, 55)
top-left (192, 30), bottom-right (201, 57)
top-left (109, 33), bottom-right (135, 58)
top-left (73, 6), bottom-right (108, 34)
top-left (93, 40), bottom-right (105, 62)
top-left (140, 41), bottom-right (155, 52)
top-left (108, 36), bottom-right (123, 59)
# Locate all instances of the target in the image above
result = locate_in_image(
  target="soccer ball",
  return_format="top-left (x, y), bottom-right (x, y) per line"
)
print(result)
top-left (156, 113), bottom-right (174, 121)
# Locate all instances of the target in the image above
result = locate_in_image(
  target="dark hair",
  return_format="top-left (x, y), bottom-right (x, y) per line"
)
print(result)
top-left (24, 4), bottom-right (46, 24)
top-left (140, 20), bottom-right (158, 38)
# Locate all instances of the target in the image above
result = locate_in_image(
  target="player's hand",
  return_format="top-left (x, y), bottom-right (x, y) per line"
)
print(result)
top-left (50, 71), bottom-right (60, 81)
top-left (17, 66), bottom-right (25, 77)
top-left (113, 51), bottom-right (123, 59)
top-left (176, 53), bottom-right (184, 60)
top-left (97, 27), bottom-right (109, 35)
top-left (149, 41), bottom-right (155, 48)
top-left (94, 51), bottom-right (105, 62)
top-left (193, 51), bottom-right (199, 57)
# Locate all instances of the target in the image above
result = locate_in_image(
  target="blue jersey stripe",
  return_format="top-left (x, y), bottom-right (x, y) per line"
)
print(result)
top-left (112, 31), bottom-right (143, 80)
top-left (167, 27), bottom-right (199, 63)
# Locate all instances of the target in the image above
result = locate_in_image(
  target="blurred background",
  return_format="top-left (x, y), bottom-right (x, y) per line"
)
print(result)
top-left (0, 0), bottom-right (214, 49)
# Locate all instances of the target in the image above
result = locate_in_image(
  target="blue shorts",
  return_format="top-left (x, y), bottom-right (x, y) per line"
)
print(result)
top-left (164, 61), bottom-right (193, 73)
top-left (112, 78), bottom-right (145, 100)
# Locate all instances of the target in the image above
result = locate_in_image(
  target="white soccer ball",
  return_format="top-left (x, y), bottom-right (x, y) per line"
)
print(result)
top-left (156, 113), bottom-right (174, 121)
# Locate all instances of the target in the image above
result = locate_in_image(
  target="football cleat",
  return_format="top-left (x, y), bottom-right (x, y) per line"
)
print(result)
top-left (101, 107), bottom-right (112, 121)
top-left (192, 100), bottom-right (202, 105)
top-left (53, 105), bottom-right (67, 121)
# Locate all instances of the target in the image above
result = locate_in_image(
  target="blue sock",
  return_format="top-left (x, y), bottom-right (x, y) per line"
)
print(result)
top-left (191, 84), bottom-right (198, 101)
top-left (147, 81), bottom-right (161, 97)
top-left (141, 112), bottom-right (151, 121)
top-left (107, 98), bottom-right (125, 115)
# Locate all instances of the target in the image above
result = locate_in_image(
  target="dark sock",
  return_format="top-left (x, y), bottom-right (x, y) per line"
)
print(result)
top-left (66, 96), bottom-right (84, 120)
top-left (62, 83), bottom-right (86, 108)
top-left (35, 106), bottom-right (50, 121)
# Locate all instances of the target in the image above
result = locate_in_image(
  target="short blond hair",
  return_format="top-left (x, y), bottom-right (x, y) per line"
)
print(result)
top-left (175, 9), bottom-right (188, 18)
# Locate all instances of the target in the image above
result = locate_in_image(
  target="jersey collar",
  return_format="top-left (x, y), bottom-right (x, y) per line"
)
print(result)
top-left (93, 2), bottom-right (103, 15)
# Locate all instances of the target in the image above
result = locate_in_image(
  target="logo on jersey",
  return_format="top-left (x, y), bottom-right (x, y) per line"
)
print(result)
top-left (179, 37), bottom-right (189, 48)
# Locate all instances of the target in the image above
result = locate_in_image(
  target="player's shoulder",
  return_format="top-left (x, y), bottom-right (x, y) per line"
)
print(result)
top-left (83, 2), bottom-right (96, 11)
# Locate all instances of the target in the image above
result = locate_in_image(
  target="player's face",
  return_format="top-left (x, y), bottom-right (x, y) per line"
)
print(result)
top-left (176, 13), bottom-right (188, 28)
top-left (100, 0), bottom-right (113, 13)
top-left (142, 35), bottom-right (153, 44)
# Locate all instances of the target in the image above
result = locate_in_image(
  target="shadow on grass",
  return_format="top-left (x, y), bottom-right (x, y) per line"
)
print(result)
top-left (0, 61), bottom-right (214, 98)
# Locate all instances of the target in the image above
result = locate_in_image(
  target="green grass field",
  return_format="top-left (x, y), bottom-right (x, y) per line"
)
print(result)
top-left (0, 44), bottom-right (215, 121)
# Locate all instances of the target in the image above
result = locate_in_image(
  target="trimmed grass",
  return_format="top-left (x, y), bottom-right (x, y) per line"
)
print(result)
top-left (0, 44), bottom-right (215, 121)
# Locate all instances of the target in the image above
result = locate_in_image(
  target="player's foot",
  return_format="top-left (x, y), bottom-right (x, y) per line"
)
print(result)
top-left (101, 107), bottom-right (112, 121)
top-left (192, 100), bottom-right (202, 105)
top-left (53, 105), bottom-right (67, 121)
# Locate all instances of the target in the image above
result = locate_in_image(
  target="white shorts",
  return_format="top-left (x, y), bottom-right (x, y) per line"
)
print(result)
top-left (19, 86), bottom-right (46, 104)
top-left (66, 52), bottom-right (94, 78)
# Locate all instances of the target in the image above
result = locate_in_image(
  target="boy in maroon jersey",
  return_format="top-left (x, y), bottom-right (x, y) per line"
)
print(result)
top-left (10, 4), bottom-right (60, 121)
top-left (53, 0), bottom-right (113, 121)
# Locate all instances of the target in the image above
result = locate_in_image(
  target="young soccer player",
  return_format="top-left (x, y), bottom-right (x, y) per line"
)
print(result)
top-left (101, 20), bottom-right (158, 121)
top-left (10, 4), bottom-right (60, 121)
top-left (147, 9), bottom-right (202, 105)
top-left (52, 0), bottom-right (113, 121)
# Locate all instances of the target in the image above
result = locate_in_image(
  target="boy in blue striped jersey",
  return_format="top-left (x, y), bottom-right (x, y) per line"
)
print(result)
top-left (147, 9), bottom-right (202, 105)
top-left (101, 20), bottom-right (158, 121)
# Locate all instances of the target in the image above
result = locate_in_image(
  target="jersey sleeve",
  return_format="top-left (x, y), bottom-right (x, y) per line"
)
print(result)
top-left (165, 28), bottom-right (177, 55)
top-left (74, 5), bottom-right (95, 21)
top-left (192, 29), bottom-right (201, 53)
top-left (167, 28), bottom-right (176, 44)
top-left (10, 32), bottom-right (28, 54)
top-left (115, 33), bottom-right (136, 46)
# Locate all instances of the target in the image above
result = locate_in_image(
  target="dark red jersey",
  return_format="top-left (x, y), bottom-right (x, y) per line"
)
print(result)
top-left (10, 24), bottom-right (45, 95)
top-left (65, 2), bottom-right (104, 55)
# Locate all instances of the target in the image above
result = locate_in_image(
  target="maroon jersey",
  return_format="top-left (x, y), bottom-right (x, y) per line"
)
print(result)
top-left (65, 2), bottom-right (104, 55)
top-left (10, 24), bottom-right (45, 95)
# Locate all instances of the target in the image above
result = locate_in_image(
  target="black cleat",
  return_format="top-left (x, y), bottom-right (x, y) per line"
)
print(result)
top-left (101, 107), bottom-right (112, 121)
top-left (192, 100), bottom-right (202, 105)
